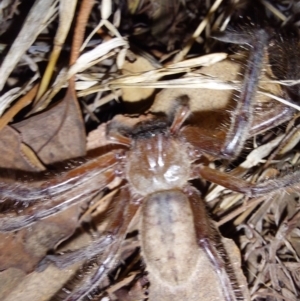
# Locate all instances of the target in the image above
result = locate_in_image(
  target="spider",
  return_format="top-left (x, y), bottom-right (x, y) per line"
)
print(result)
top-left (0, 28), bottom-right (299, 301)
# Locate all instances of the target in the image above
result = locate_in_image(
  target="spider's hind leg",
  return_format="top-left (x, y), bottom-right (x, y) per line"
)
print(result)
top-left (40, 187), bottom-right (141, 301)
top-left (187, 186), bottom-right (244, 301)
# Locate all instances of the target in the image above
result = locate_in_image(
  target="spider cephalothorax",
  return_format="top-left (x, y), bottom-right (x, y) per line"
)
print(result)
top-left (109, 110), bottom-right (193, 196)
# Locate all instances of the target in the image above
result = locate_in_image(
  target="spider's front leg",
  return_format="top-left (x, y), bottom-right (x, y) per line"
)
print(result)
top-left (0, 152), bottom-right (117, 201)
top-left (181, 28), bottom-right (275, 159)
top-left (0, 153), bottom-right (118, 232)
top-left (180, 26), bottom-right (300, 197)
top-left (219, 29), bottom-right (269, 159)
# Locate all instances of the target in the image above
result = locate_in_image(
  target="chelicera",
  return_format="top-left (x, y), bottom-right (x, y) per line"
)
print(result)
top-left (0, 28), bottom-right (299, 300)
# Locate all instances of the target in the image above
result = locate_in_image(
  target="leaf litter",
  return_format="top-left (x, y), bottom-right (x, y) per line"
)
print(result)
top-left (0, 0), bottom-right (299, 300)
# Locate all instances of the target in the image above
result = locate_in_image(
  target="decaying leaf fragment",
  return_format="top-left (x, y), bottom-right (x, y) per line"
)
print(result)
top-left (12, 86), bottom-right (86, 165)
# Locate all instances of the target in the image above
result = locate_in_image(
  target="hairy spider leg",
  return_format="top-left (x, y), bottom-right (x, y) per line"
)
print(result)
top-left (180, 100), bottom-right (296, 160)
top-left (249, 102), bottom-right (295, 136)
top-left (50, 187), bottom-right (141, 301)
top-left (221, 29), bottom-right (270, 159)
top-left (169, 95), bottom-right (191, 134)
top-left (262, 113), bottom-right (300, 167)
top-left (188, 186), bottom-right (241, 301)
top-left (0, 153), bottom-right (117, 231)
top-left (196, 165), bottom-right (300, 197)
top-left (0, 153), bottom-right (117, 201)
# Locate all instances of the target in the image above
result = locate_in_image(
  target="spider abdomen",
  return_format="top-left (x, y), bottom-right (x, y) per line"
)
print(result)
top-left (126, 134), bottom-right (191, 196)
top-left (140, 190), bottom-right (200, 286)
top-left (140, 190), bottom-right (228, 301)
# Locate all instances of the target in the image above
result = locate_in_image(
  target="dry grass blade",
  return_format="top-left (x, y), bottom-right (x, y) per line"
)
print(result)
top-left (0, 73), bottom-right (39, 116)
top-left (173, 0), bottom-right (224, 62)
top-left (0, 84), bottom-right (38, 131)
top-left (0, 0), bottom-right (58, 92)
top-left (35, 0), bottom-right (78, 101)
top-left (259, 91), bottom-right (300, 111)
top-left (69, 37), bottom-right (128, 76)
top-left (33, 37), bottom-right (128, 113)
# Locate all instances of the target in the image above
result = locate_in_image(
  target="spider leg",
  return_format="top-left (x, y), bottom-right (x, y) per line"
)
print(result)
top-left (197, 164), bottom-right (300, 197)
top-left (0, 169), bottom-right (115, 232)
top-left (169, 95), bottom-right (190, 134)
top-left (187, 186), bottom-right (240, 301)
top-left (55, 186), bottom-right (141, 301)
top-left (219, 29), bottom-right (269, 159)
top-left (249, 101), bottom-right (295, 136)
top-left (180, 101), bottom-right (295, 161)
top-left (38, 188), bottom-right (135, 271)
top-left (0, 152), bottom-right (117, 201)
top-left (0, 153), bottom-right (119, 231)
top-left (37, 232), bottom-right (114, 271)
top-left (181, 29), bottom-right (277, 159)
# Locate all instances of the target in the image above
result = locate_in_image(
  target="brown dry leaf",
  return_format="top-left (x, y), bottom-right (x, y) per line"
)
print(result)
top-left (239, 190), bottom-right (300, 298)
top-left (150, 59), bottom-right (240, 130)
top-left (0, 160), bottom-right (110, 279)
top-left (0, 84), bottom-right (38, 132)
top-left (0, 63), bottom-right (87, 300)
top-left (0, 204), bottom-right (81, 273)
top-left (0, 2), bottom-right (105, 298)
top-left (151, 56), bottom-right (282, 130)
top-left (121, 54), bottom-right (157, 102)
top-left (12, 86), bottom-right (86, 165)
top-left (289, 227), bottom-right (300, 258)
top-left (2, 265), bottom-right (78, 301)
top-left (0, 196), bottom-right (98, 301)
top-left (113, 278), bottom-right (146, 301)
top-left (0, 126), bottom-right (44, 171)
top-left (86, 122), bottom-right (109, 151)
top-left (0, 268), bottom-right (26, 300)
top-left (0, 208), bottom-right (97, 301)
